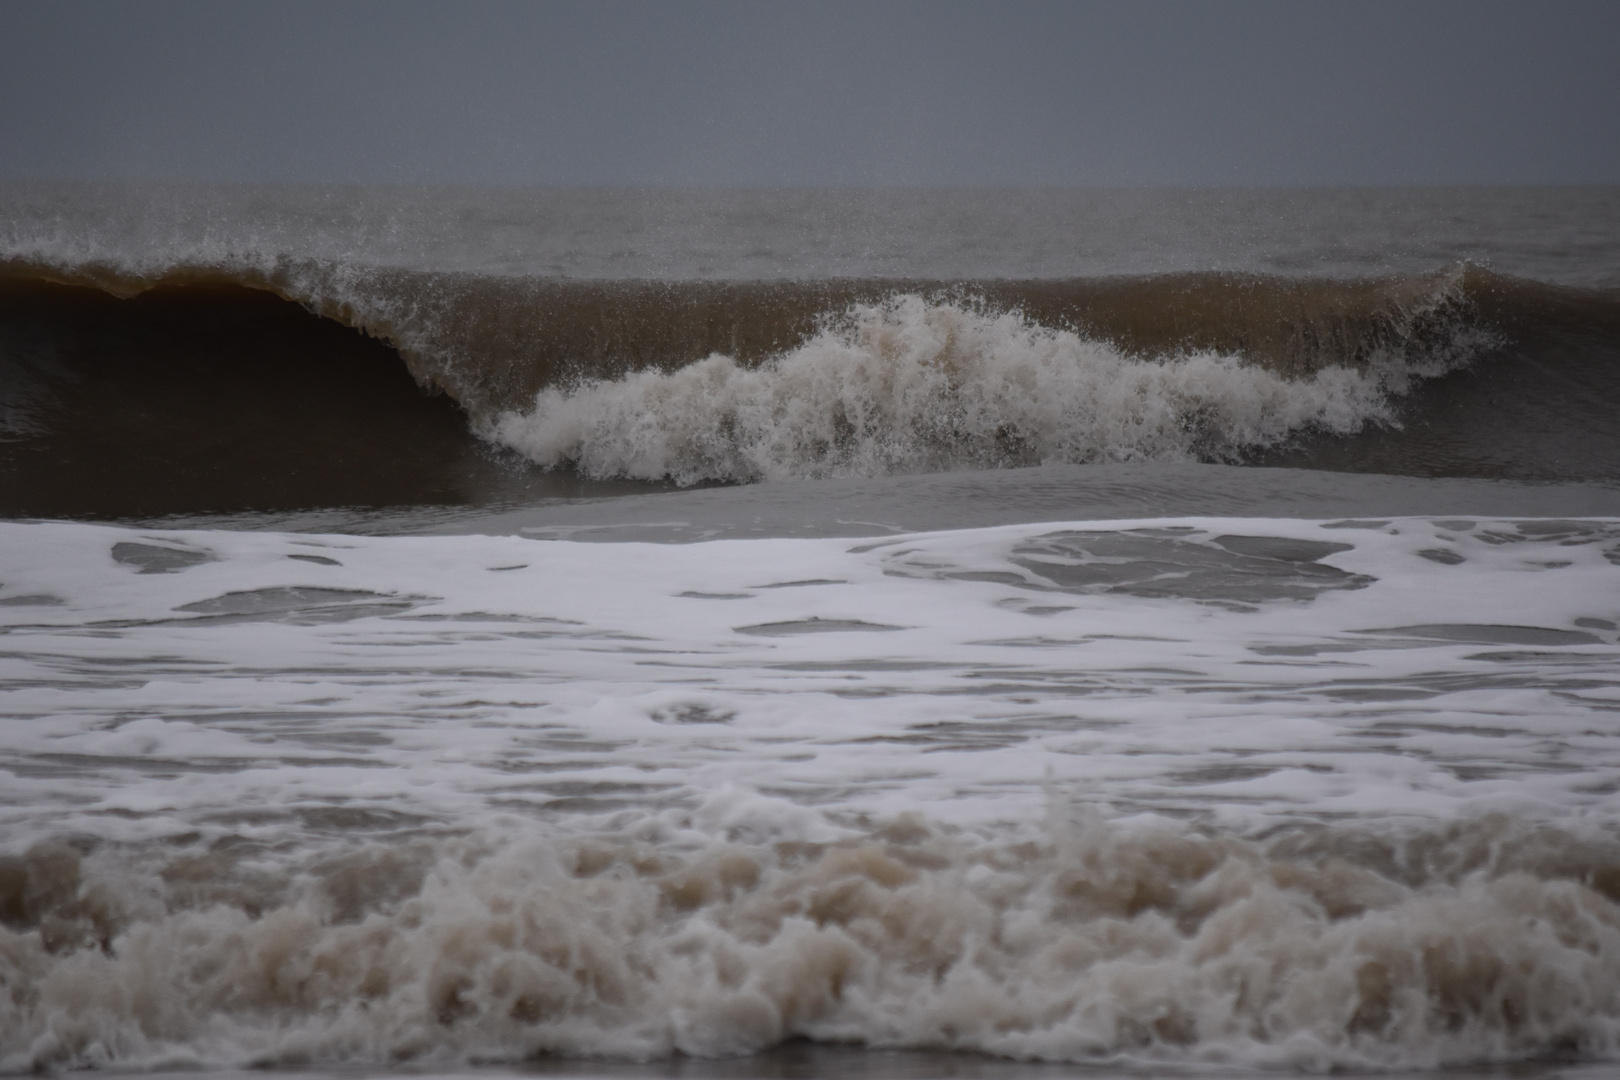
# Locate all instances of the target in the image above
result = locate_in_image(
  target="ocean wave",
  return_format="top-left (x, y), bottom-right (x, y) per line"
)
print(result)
top-left (10, 255), bottom-right (1620, 500)
top-left (0, 256), bottom-right (1507, 414)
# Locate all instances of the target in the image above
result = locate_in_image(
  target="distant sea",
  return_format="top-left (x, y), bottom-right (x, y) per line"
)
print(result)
top-left (2, 185), bottom-right (1619, 1076)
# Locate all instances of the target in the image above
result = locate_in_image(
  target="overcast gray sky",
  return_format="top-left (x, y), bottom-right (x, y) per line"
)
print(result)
top-left (2, 0), bottom-right (1617, 187)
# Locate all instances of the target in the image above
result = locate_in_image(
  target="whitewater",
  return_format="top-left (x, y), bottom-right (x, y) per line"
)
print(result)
top-left (484, 292), bottom-right (1472, 485)
top-left (5, 512), bottom-right (1620, 1072)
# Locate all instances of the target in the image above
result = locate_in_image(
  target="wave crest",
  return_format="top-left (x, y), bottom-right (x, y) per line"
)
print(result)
top-left (487, 295), bottom-right (1458, 484)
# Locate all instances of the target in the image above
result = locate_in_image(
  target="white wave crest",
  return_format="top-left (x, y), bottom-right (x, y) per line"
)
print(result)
top-left (487, 296), bottom-right (1414, 484)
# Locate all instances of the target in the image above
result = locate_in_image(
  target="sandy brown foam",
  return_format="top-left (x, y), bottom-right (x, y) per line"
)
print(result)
top-left (4, 810), bottom-right (1619, 1072)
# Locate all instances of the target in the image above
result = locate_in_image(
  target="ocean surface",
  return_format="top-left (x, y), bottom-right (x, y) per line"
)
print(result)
top-left (2, 184), bottom-right (1619, 1077)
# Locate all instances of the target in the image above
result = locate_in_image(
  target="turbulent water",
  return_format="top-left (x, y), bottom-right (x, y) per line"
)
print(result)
top-left (2, 185), bottom-right (1620, 1076)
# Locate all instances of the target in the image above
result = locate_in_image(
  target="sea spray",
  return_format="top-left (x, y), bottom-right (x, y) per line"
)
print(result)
top-left (486, 295), bottom-right (1445, 484)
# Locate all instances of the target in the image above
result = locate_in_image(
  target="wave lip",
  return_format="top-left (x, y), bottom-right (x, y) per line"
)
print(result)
top-left (0, 255), bottom-right (1501, 412)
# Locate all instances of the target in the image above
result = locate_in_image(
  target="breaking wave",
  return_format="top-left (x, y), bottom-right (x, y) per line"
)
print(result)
top-left (9, 252), bottom-right (1620, 507)
top-left (0, 256), bottom-right (1499, 420)
top-left (485, 293), bottom-right (1473, 484)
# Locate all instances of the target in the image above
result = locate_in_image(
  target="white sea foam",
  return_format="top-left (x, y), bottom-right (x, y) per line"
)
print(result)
top-left (2, 516), bottom-right (1619, 1070)
top-left (487, 297), bottom-right (1425, 484)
